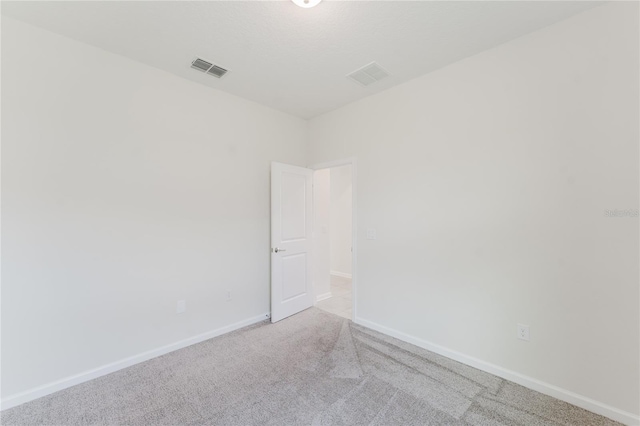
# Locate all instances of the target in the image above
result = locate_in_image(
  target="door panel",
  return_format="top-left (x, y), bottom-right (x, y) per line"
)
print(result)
top-left (271, 162), bottom-right (313, 323)
top-left (281, 253), bottom-right (307, 301)
top-left (280, 172), bottom-right (307, 242)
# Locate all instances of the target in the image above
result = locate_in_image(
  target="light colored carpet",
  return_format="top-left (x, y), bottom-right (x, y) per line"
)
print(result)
top-left (1, 308), bottom-right (620, 425)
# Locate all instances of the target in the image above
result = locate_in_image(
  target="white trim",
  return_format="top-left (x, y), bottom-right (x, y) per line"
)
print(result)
top-left (354, 317), bottom-right (640, 426)
top-left (315, 292), bottom-right (332, 302)
top-left (310, 158), bottom-right (357, 171)
top-left (310, 157), bottom-right (357, 323)
top-left (0, 312), bottom-right (271, 411)
top-left (330, 271), bottom-right (352, 279)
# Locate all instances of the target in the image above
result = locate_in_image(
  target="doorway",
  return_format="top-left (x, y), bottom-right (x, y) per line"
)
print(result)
top-left (312, 163), bottom-right (354, 320)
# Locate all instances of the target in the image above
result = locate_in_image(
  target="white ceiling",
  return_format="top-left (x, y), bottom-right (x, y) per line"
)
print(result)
top-left (2, 1), bottom-right (601, 119)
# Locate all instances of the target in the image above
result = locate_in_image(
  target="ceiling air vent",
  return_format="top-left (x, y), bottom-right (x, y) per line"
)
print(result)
top-left (347, 62), bottom-right (390, 87)
top-left (190, 58), bottom-right (229, 79)
top-left (207, 65), bottom-right (228, 78)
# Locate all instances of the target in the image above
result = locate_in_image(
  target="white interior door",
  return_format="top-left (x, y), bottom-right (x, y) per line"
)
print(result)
top-left (271, 162), bottom-right (314, 323)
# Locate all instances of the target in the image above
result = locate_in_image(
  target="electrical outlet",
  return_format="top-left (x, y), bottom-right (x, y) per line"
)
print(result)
top-left (366, 228), bottom-right (377, 240)
top-left (176, 300), bottom-right (186, 314)
top-left (517, 323), bottom-right (530, 341)
top-left (226, 290), bottom-right (232, 302)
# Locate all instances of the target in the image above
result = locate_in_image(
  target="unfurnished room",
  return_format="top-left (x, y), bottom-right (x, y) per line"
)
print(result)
top-left (1, 1), bottom-right (639, 425)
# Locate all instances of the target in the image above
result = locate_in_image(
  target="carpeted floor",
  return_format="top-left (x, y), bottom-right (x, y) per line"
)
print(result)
top-left (1, 308), bottom-right (620, 426)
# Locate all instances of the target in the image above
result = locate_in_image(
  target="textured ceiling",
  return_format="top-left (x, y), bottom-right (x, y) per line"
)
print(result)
top-left (2, 1), bottom-right (600, 119)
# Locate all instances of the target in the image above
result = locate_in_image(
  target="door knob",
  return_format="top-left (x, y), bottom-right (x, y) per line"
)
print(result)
top-left (274, 247), bottom-right (286, 253)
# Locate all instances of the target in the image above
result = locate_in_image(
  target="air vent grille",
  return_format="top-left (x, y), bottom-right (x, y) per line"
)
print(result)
top-left (191, 58), bottom-right (213, 72)
top-left (207, 65), bottom-right (228, 78)
top-left (191, 57), bottom-right (229, 79)
top-left (347, 62), bottom-right (390, 87)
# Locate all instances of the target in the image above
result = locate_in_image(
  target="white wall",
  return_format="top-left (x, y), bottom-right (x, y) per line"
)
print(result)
top-left (1, 17), bottom-right (307, 400)
top-left (330, 165), bottom-right (352, 277)
top-left (308, 3), bottom-right (639, 420)
top-left (312, 169), bottom-right (331, 300)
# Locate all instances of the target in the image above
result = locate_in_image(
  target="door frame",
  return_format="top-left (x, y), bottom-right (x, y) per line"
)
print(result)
top-left (309, 157), bottom-right (357, 322)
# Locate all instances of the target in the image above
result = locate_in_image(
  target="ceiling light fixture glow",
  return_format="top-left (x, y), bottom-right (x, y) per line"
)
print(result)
top-left (291, 0), bottom-right (321, 8)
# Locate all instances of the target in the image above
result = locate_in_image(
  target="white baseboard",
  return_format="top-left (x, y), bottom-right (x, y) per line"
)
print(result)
top-left (0, 312), bottom-right (271, 411)
top-left (315, 292), bottom-right (332, 302)
top-left (354, 317), bottom-right (640, 426)
top-left (330, 271), bottom-right (352, 279)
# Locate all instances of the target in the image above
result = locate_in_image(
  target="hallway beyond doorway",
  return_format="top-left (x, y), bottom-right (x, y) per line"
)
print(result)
top-left (316, 275), bottom-right (352, 319)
